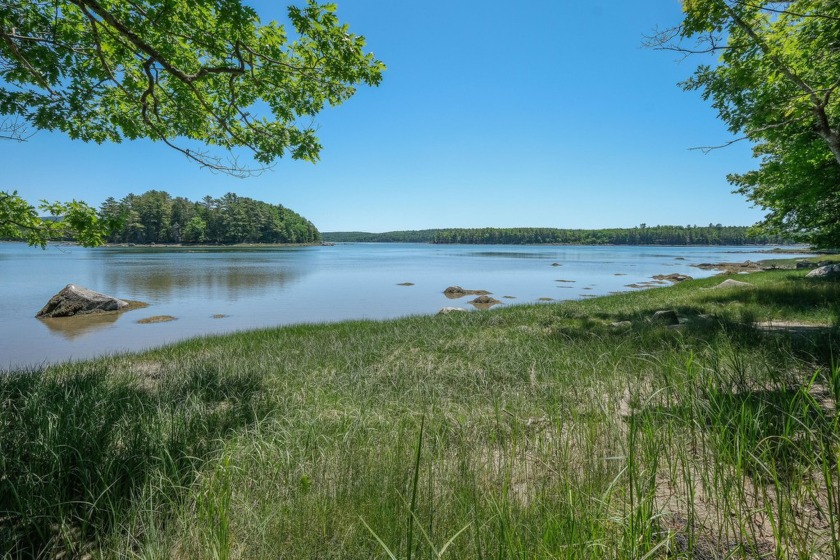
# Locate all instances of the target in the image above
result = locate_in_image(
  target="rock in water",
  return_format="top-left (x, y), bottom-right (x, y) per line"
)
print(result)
top-left (806, 264), bottom-right (840, 278)
top-left (443, 286), bottom-right (491, 299)
top-left (37, 284), bottom-right (129, 318)
top-left (468, 295), bottom-right (502, 308)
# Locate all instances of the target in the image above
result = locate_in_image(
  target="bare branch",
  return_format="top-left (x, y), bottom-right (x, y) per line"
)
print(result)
top-left (689, 115), bottom-right (812, 153)
top-left (0, 116), bottom-right (33, 141)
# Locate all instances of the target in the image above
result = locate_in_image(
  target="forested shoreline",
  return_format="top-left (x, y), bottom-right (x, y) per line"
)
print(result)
top-left (98, 190), bottom-right (320, 245)
top-left (322, 225), bottom-right (793, 245)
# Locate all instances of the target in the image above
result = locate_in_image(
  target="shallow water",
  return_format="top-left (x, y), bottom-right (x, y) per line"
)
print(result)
top-left (0, 242), bottom-right (809, 369)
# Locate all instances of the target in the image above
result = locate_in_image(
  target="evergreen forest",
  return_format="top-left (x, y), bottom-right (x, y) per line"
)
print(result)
top-left (322, 225), bottom-right (792, 245)
top-left (99, 191), bottom-right (320, 245)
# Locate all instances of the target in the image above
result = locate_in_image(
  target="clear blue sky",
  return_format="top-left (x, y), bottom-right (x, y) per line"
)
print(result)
top-left (1, 0), bottom-right (765, 233)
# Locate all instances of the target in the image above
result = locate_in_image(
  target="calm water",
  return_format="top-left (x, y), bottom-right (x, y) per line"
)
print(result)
top-left (0, 242), bottom-right (809, 369)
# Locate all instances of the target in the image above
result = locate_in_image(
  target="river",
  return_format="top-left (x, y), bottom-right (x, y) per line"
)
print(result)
top-left (0, 242), bottom-right (809, 369)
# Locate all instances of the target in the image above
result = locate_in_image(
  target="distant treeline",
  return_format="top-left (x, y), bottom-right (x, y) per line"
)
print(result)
top-left (100, 190), bottom-right (320, 244)
top-left (322, 225), bottom-right (793, 245)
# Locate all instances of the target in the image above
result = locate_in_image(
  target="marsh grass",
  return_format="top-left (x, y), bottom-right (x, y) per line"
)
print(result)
top-left (1, 269), bottom-right (839, 558)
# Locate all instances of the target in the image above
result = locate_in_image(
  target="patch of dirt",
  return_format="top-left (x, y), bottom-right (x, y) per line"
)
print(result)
top-left (753, 320), bottom-right (832, 336)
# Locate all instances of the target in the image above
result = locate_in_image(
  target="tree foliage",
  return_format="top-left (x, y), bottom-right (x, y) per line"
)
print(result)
top-left (655, 0), bottom-right (840, 248)
top-left (0, 190), bottom-right (117, 247)
top-left (0, 0), bottom-right (384, 174)
top-left (0, 0), bottom-right (382, 247)
top-left (100, 190), bottom-right (320, 244)
top-left (322, 225), bottom-right (791, 245)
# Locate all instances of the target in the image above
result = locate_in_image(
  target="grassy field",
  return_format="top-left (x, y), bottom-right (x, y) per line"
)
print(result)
top-left (2, 268), bottom-right (839, 558)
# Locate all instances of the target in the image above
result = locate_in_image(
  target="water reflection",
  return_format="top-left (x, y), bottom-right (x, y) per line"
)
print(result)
top-left (85, 247), bottom-right (316, 301)
top-left (1, 243), bottom-right (814, 369)
top-left (102, 265), bottom-right (301, 299)
top-left (470, 251), bottom-right (556, 259)
top-left (38, 313), bottom-right (123, 340)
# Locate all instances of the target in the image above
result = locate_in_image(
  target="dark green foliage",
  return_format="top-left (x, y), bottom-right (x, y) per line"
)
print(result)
top-left (0, 0), bottom-right (383, 175)
top-left (323, 224), bottom-right (792, 245)
top-left (101, 190), bottom-right (320, 244)
top-left (668, 0), bottom-right (840, 248)
top-left (0, 190), bottom-right (119, 247)
top-left (0, 362), bottom-right (266, 557)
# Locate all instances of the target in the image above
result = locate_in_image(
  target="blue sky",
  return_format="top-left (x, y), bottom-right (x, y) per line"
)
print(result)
top-left (1, 1), bottom-right (765, 232)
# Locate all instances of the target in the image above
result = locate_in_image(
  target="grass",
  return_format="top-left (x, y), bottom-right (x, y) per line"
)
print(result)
top-left (1, 268), bottom-right (839, 558)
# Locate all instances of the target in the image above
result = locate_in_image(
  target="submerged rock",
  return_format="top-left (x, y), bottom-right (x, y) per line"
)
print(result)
top-left (37, 284), bottom-right (129, 318)
top-left (137, 315), bottom-right (177, 324)
top-left (443, 286), bottom-right (491, 299)
top-left (652, 273), bottom-right (693, 283)
top-left (468, 295), bottom-right (502, 309)
top-left (806, 264), bottom-right (840, 278)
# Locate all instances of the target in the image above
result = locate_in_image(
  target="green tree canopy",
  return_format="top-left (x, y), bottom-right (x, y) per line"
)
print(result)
top-left (0, 0), bottom-right (383, 246)
top-left (655, 0), bottom-right (840, 248)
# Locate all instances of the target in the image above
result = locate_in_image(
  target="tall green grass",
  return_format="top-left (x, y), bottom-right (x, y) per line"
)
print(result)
top-left (1, 269), bottom-right (838, 558)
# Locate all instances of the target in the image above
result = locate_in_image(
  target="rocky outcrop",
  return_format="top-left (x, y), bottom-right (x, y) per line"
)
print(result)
top-left (806, 264), bottom-right (840, 278)
top-left (652, 273), bottom-right (693, 283)
top-left (37, 284), bottom-right (129, 318)
top-left (693, 260), bottom-right (762, 273)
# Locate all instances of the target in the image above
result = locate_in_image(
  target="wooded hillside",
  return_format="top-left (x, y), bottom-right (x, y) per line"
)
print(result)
top-left (100, 191), bottom-right (320, 245)
top-left (323, 225), bottom-right (792, 245)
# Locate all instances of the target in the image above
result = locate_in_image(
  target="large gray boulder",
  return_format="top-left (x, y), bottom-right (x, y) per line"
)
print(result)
top-left (37, 284), bottom-right (129, 318)
top-left (806, 264), bottom-right (840, 278)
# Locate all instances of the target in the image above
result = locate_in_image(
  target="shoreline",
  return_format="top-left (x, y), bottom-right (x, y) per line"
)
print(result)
top-left (6, 253), bottom-right (837, 371)
top-left (3, 257), bottom-right (838, 557)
